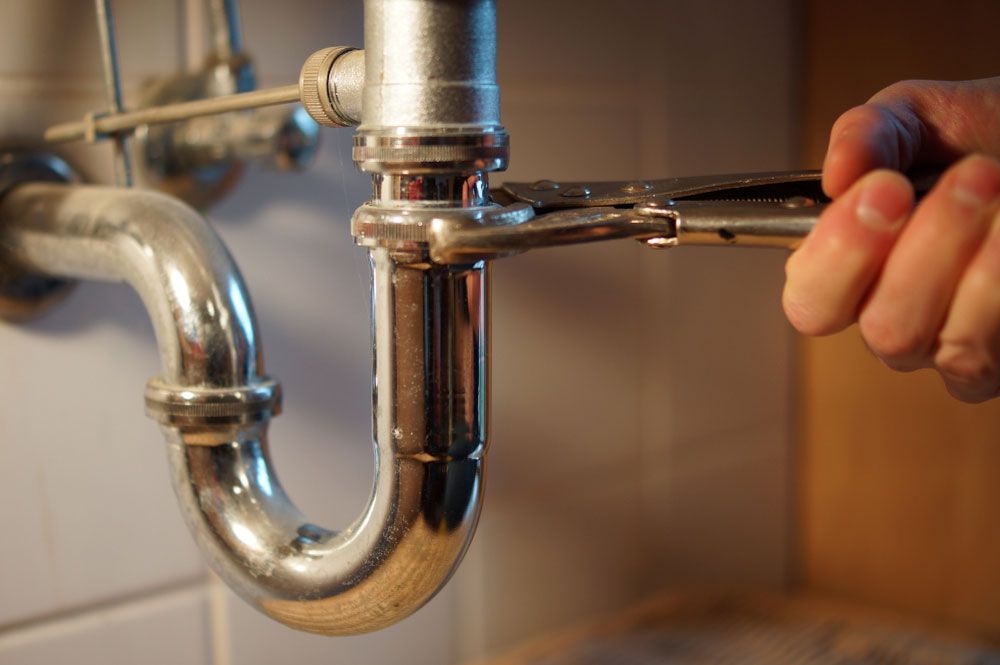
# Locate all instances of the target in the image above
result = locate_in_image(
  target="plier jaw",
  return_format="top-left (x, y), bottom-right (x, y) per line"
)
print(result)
top-left (428, 170), bottom-right (829, 264)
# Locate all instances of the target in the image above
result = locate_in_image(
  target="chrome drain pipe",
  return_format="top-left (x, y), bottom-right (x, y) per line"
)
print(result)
top-left (1, 0), bottom-right (505, 636)
top-left (0, 178), bottom-right (485, 635)
top-left (161, 243), bottom-right (487, 635)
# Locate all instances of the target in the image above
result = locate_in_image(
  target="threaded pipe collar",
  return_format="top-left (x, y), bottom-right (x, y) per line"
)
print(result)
top-left (351, 202), bottom-right (533, 251)
top-left (299, 46), bottom-right (360, 128)
top-left (145, 377), bottom-right (282, 443)
top-left (353, 129), bottom-right (509, 174)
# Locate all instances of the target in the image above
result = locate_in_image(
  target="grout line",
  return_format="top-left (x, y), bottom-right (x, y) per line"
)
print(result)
top-left (208, 573), bottom-right (233, 665)
top-left (0, 575), bottom-right (209, 646)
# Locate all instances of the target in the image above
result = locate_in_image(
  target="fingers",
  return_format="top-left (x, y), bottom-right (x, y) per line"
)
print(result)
top-left (806, 78), bottom-right (1000, 402)
top-left (934, 212), bottom-right (1000, 402)
top-left (823, 103), bottom-right (922, 198)
top-left (788, 155), bottom-right (1000, 402)
top-left (821, 78), bottom-right (1000, 198)
top-left (859, 155), bottom-right (1000, 373)
top-left (783, 169), bottom-right (914, 336)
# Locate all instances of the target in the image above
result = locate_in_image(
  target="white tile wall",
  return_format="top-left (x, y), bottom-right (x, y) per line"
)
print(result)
top-left (0, 0), bottom-right (799, 663)
top-left (0, 585), bottom-right (210, 665)
top-left (633, 0), bottom-right (798, 598)
top-left (0, 4), bottom-right (205, 631)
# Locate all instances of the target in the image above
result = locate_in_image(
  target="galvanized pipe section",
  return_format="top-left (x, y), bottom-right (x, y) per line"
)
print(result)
top-left (329, 48), bottom-right (365, 125)
top-left (360, 0), bottom-right (499, 131)
top-left (351, 0), bottom-right (509, 261)
top-left (354, 0), bottom-right (507, 184)
top-left (0, 183), bottom-right (486, 634)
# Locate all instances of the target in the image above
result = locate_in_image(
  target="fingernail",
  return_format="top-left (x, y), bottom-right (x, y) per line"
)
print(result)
top-left (856, 179), bottom-right (905, 231)
top-left (952, 157), bottom-right (1000, 209)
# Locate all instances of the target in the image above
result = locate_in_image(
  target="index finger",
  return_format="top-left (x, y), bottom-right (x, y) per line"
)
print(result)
top-left (823, 103), bottom-right (922, 199)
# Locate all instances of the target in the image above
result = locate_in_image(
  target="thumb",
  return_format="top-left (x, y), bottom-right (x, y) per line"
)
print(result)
top-left (823, 77), bottom-right (1000, 198)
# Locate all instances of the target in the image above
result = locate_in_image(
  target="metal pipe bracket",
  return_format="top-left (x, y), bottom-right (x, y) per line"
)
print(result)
top-left (0, 152), bottom-right (80, 320)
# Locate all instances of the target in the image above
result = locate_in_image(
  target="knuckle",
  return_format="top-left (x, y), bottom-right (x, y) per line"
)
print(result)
top-left (915, 155), bottom-right (1000, 234)
top-left (858, 308), bottom-right (929, 364)
top-left (832, 104), bottom-right (881, 133)
top-left (942, 378), bottom-right (996, 404)
top-left (935, 341), bottom-right (998, 386)
top-left (960, 152), bottom-right (1000, 175)
top-left (944, 153), bottom-right (1000, 190)
top-left (871, 79), bottom-right (932, 104)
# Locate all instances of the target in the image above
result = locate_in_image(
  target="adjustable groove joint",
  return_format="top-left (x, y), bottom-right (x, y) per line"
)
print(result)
top-left (145, 377), bottom-right (282, 444)
top-left (299, 46), bottom-right (363, 128)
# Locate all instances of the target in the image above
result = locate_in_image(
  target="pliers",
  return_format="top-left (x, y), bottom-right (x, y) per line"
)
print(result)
top-left (427, 169), bottom-right (937, 264)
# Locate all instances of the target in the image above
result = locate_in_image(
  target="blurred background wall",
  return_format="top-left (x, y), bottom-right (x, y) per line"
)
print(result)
top-left (7, 0), bottom-right (994, 663)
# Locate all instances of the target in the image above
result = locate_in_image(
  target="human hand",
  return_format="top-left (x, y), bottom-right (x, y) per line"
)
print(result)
top-left (782, 78), bottom-right (1000, 402)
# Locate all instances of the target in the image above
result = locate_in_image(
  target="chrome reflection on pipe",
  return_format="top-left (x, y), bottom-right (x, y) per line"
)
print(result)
top-left (360, 0), bottom-right (499, 131)
top-left (166, 250), bottom-right (488, 634)
top-left (0, 184), bottom-right (258, 384)
top-left (0, 183), bottom-right (487, 634)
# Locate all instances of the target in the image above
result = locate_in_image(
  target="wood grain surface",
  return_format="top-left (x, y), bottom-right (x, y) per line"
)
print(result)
top-left (798, 0), bottom-right (1000, 638)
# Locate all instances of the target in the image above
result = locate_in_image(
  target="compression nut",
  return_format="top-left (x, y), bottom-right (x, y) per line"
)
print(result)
top-left (145, 377), bottom-right (282, 444)
top-left (299, 47), bottom-right (361, 128)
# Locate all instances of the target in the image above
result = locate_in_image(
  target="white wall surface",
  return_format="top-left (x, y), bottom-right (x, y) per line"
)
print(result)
top-left (0, 1), bottom-right (798, 663)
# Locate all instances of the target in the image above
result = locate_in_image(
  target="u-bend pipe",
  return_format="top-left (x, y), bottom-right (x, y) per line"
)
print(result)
top-left (0, 0), bottom-right (502, 636)
top-left (0, 183), bottom-right (487, 634)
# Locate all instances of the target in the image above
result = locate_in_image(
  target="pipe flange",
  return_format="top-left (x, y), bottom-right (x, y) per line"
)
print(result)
top-left (353, 129), bottom-right (509, 174)
top-left (351, 202), bottom-right (534, 252)
top-left (0, 152), bottom-right (78, 321)
top-left (145, 377), bottom-right (282, 443)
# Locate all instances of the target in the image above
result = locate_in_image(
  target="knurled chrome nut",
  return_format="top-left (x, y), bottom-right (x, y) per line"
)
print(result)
top-left (350, 202), bottom-right (534, 255)
top-left (352, 130), bottom-right (510, 174)
top-left (299, 46), bottom-right (357, 128)
top-left (144, 377), bottom-right (283, 444)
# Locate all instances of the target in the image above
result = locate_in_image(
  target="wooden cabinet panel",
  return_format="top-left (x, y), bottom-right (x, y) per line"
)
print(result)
top-left (799, 0), bottom-right (1000, 637)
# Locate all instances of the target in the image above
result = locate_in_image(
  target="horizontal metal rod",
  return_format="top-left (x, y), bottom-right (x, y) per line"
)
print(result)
top-left (45, 84), bottom-right (300, 143)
